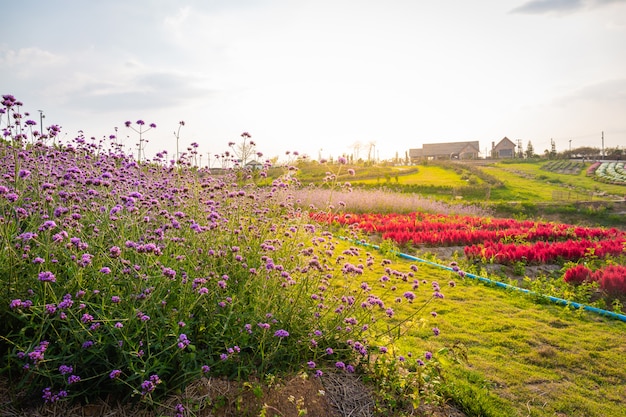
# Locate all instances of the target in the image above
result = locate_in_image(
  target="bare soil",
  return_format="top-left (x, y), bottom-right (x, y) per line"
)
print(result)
top-left (0, 374), bottom-right (467, 417)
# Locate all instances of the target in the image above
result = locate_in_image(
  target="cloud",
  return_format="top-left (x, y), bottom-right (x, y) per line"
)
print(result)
top-left (66, 69), bottom-right (217, 112)
top-left (0, 46), bottom-right (64, 77)
top-left (510, 0), bottom-right (585, 15)
top-left (556, 78), bottom-right (626, 105)
top-left (510, 0), bottom-right (626, 14)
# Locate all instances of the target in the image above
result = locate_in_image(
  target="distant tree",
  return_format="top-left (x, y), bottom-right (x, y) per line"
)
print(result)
top-left (350, 141), bottom-right (362, 161)
top-left (605, 147), bottom-right (624, 160)
top-left (549, 139), bottom-right (557, 159)
top-left (525, 141), bottom-right (535, 159)
top-left (229, 132), bottom-right (257, 167)
top-left (367, 141), bottom-right (376, 162)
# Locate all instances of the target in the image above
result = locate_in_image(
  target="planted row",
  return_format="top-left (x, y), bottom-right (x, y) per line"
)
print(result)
top-left (311, 212), bottom-right (623, 247)
top-left (593, 162), bottom-right (626, 185)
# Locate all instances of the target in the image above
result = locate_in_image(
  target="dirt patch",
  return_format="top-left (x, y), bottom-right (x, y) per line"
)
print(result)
top-left (0, 373), bottom-right (467, 417)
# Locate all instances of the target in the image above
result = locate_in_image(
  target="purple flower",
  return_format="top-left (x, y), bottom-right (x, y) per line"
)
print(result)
top-left (38, 271), bottom-right (56, 282)
top-left (425, 351), bottom-right (433, 360)
top-left (58, 364), bottom-right (73, 375)
top-left (403, 291), bottom-right (415, 301)
top-left (274, 329), bottom-right (289, 338)
top-left (67, 374), bottom-right (81, 384)
top-left (100, 267), bottom-right (111, 274)
top-left (178, 334), bottom-right (190, 349)
top-left (109, 246), bottom-right (121, 257)
top-left (201, 365), bottom-right (211, 373)
top-left (335, 361), bottom-right (346, 370)
top-left (432, 327), bottom-right (440, 336)
top-left (109, 369), bottom-right (121, 379)
top-left (162, 267), bottom-right (176, 279)
top-left (307, 361), bottom-right (316, 369)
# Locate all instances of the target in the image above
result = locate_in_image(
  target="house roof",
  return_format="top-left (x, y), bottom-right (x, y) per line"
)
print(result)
top-left (494, 137), bottom-right (516, 150)
top-left (421, 141), bottom-right (480, 156)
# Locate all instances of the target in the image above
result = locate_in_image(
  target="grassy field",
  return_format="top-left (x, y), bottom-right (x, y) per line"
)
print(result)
top-left (483, 161), bottom-right (626, 201)
top-left (328, 238), bottom-right (626, 417)
top-left (353, 165), bottom-right (471, 188)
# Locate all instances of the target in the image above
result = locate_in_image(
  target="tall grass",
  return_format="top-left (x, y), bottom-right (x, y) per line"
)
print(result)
top-left (292, 187), bottom-right (491, 216)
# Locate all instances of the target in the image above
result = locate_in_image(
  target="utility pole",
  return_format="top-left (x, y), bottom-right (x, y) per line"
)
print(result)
top-left (569, 139), bottom-right (572, 153)
top-left (601, 131), bottom-right (604, 159)
top-left (38, 110), bottom-right (45, 133)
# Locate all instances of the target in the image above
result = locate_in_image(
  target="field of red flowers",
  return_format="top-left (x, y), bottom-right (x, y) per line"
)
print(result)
top-left (311, 211), bottom-right (626, 297)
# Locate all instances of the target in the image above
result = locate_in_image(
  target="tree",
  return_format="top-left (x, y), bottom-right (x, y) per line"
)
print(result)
top-left (229, 132), bottom-right (257, 167)
top-left (350, 141), bottom-right (362, 161)
top-left (525, 141), bottom-right (535, 159)
top-left (367, 141), bottom-right (376, 162)
top-left (549, 138), bottom-right (557, 159)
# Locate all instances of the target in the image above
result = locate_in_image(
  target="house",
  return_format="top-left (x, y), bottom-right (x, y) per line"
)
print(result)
top-left (245, 160), bottom-right (263, 170)
top-left (409, 141), bottom-right (480, 161)
top-left (491, 137), bottom-right (516, 158)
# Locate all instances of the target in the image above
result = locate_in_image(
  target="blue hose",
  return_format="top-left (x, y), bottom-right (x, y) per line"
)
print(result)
top-left (346, 238), bottom-right (626, 323)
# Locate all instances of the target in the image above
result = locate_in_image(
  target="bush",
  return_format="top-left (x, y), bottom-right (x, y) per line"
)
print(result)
top-left (594, 265), bottom-right (626, 296)
top-left (563, 265), bottom-right (593, 285)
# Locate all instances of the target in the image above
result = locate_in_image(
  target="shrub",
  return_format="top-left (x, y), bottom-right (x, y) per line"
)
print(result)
top-left (594, 265), bottom-right (626, 297)
top-left (563, 265), bottom-right (593, 285)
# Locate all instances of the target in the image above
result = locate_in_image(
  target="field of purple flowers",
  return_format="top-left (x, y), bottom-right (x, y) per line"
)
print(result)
top-left (0, 95), bottom-right (451, 415)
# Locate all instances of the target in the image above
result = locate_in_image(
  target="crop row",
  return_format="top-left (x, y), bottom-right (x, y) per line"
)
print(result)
top-left (310, 212), bottom-right (622, 247)
top-left (591, 162), bottom-right (626, 185)
top-left (312, 211), bottom-right (625, 266)
top-left (541, 160), bottom-right (584, 174)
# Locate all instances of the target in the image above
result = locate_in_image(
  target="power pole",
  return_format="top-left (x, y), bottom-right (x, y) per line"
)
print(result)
top-left (601, 131), bottom-right (604, 159)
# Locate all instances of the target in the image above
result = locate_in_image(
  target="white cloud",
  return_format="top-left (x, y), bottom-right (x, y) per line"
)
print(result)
top-left (511, 0), bottom-right (626, 14)
top-left (0, 46), bottom-right (64, 77)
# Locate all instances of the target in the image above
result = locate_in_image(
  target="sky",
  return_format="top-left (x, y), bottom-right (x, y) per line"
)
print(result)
top-left (2, 0), bottom-right (626, 163)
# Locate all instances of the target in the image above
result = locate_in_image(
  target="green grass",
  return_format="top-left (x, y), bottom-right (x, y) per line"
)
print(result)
top-left (349, 245), bottom-right (626, 417)
top-left (491, 161), bottom-right (626, 198)
top-left (353, 165), bottom-right (470, 188)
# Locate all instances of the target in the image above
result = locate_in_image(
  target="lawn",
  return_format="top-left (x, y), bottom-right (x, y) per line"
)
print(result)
top-left (353, 165), bottom-right (469, 188)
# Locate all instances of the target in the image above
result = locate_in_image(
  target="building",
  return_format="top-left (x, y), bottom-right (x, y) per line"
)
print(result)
top-left (491, 137), bottom-right (516, 158)
top-left (409, 141), bottom-right (480, 161)
top-left (245, 160), bottom-right (264, 170)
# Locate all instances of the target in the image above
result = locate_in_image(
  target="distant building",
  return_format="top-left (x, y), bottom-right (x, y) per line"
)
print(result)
top-left (409, 141), bottom-right (480, 162)
top-left (245, 160), bottom-right (263, 170)
top-left (491, 137), bottom-right (516, 158)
